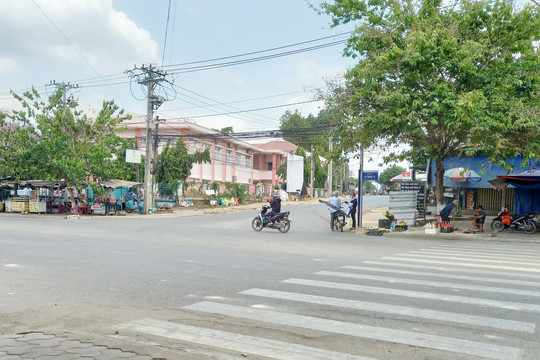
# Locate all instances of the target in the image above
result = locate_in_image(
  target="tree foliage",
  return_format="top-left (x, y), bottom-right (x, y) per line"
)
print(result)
top-left (378, 164), bottom-right (407, 187)
top-left (1, 87), bottom-right (133, 186)
top-left (318, 0), bottom-right (540, 204)
top-left (155, 138), bottom-right (211, 189)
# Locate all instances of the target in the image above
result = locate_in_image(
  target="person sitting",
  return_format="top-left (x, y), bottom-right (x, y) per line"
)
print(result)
top-left (471, 205), bottom-right (487, 231)
top-left (266, 193), bottom-right (282, 225)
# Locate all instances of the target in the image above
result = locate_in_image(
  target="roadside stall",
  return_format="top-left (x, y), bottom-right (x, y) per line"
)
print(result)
top-left (97, 180), bottom-right (142, 215)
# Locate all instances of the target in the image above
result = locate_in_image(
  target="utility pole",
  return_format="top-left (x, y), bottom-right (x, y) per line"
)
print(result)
top-left (126, 65), bottom-right (168, 214)
top-left (328, 137), bottom-right (333, 195)
top-left (310, 145), bottom-right (314, 197)
top-left (358, 146), bottom-right (364, 228)
top-left (48, 80), bottom-right (79, 117)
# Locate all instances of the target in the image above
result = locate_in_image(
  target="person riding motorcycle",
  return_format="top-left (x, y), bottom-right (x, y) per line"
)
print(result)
top-left (266, 193), bottom-right (282, 225)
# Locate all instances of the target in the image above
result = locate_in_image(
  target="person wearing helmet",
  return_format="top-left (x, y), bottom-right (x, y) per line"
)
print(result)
top-left (266, 192), bottom-right (282, 225)
top-left (328, 191), bottom-right (341, 230)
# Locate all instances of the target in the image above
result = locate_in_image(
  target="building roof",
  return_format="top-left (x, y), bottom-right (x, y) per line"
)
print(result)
top-left (256, 139), bottom-right (297, 153)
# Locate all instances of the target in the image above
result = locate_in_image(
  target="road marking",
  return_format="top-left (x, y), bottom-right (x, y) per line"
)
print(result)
top-left (116, 318), bottom-right (376, 360)
top-left (381, 256), bottom-right (540, 273)
top-left (283, 278), bottom-right (540, 313)
top-left (184, 301), bottom-right (521, 360)
top-left (240, 288), bottom-right (535, 333)
top-left (343, 265), bottom-right (540, 288)
top-left (316, 270), bottom-right (540, 298)
top-left (432, 244), bottom-right (540, 255)
top-left (395, 253), bottom-right (540, 267)
top-left (363, 261), bottom-right (540, 280)
top-left (409, 249), bottom-right (540, 262)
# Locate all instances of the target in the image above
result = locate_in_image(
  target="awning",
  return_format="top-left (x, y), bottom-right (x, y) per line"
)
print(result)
top-left (100, 180), bottom-right (142, 189)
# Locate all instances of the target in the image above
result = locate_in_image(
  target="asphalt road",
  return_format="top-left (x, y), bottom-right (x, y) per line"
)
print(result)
top-left (2, 195), bottom-right (540, 360)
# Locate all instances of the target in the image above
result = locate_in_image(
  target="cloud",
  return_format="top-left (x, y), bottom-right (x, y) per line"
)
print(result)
top-left (0, 0), bottom-right (159, 81)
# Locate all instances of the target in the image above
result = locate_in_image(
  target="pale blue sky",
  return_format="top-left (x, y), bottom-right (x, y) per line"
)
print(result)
top-left (0, 0), bottom-right (355, 133)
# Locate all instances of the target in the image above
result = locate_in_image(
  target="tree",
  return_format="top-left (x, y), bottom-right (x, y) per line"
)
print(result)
top-left (378, 165), bottom-right (406, 188)
top-left (318, 0), bottom-right (540, 206)
top-left (2, 88), bottom-right (131, 187)
top-left (155, 138), bottom-right (210, 200)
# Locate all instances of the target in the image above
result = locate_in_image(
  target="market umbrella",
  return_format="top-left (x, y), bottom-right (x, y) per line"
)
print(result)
top-left (443, 167), bottom-right (482, 182)
top-left (443, 167), bottom-right (481, 213)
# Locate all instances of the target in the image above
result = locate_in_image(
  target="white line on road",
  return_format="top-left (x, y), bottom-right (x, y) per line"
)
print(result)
top-left (240, 288), bottom-right (535, 333)
top-left (184, 301), bottom-right (521, 360)
top-left (381, 256), bottom-right (540, 273)
top-left (363, 261), bottom-right (540, 280)
top-left (316, 270), bottom-right (540, 298)
top-left (282, 278), bottom-right (540, 313)
top-left (395, 253), bottom-right (540, 267)
top-left (431, 245), bottom-right (540, 255)
top-left (116, 318), bottom-right (377, 360)
top-left (343, 265), bottom-right (540, 288)
top-left (408, 249), bottom-right (540, 262)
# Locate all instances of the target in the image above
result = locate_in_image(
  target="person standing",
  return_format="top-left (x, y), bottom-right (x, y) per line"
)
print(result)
top-left (349, 191), bottom-right (358, 229)
top-left (328, 191), bottom-right (341, 230)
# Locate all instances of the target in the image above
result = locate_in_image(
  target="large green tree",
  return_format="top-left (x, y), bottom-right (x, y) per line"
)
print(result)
top-left (318, 0), bottom-right (540, 205)
top-left (155, 138), bottom-right (211, 199)
top-left (1, 88), bottom-right (132, 186)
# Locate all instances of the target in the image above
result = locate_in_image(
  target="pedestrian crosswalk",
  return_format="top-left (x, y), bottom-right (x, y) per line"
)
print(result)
top-left (116, 243), bottom-right (540, 359)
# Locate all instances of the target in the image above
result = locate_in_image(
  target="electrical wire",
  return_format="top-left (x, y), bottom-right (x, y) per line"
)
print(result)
top-left (162, 0), bottom-right (173, 67)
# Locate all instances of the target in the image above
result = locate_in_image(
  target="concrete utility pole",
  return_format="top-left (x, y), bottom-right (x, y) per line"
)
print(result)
top-left (48, 80), bottom-right (79, 117)
top-left (126, 65), bottom-right (168, 214)
top-left (328, 137), bottom-right (333, 195)
top-left (310, 144), bottom-right (314, 196)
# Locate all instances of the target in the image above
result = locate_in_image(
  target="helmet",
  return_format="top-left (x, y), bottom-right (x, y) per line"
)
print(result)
top-left (332, 191), bottom-right (339, 197)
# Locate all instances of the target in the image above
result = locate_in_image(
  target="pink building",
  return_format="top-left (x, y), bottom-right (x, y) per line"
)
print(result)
top-left (117, 115), bottom-right (297, 187)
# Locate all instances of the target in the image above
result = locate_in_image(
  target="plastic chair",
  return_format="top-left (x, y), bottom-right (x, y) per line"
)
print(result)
top-left (434, 215), bottom-right (442, 228)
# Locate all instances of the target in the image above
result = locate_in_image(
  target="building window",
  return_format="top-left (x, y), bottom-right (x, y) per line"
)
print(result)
top-left (236, 152), bottom-right (242, 166)
top-left (190, 140), bottom-right (199, 153)
top-left (226, 150), bottom-right (232, 164)
top-left (246, 155), bottom-right (252, 168)
top-left (215, 147), bottom-right (221, 162)
top-left (267, 162), bottom-right (273, 171)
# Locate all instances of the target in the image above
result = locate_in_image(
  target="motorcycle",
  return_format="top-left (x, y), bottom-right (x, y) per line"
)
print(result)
top-left (490, 207), bottom-right (537, 235)
top-left (251, 204), bottom-right (291, 233)
top-left (319, 199), bottom-right (348, 232)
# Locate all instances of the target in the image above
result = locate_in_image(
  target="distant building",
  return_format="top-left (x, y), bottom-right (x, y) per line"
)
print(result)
top-left (116, 114), bottom-right (297, 187)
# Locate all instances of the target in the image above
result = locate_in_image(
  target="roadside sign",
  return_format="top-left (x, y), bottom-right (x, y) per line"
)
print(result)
top-left (362, 171), bottom-right (379, 181)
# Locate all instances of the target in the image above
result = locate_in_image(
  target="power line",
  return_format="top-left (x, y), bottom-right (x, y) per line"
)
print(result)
top-left (161, 0), bottom-right (173, 67)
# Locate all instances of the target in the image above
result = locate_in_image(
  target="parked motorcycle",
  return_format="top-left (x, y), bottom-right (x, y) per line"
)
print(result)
top-left (319, 199), bottom-right (348, 232)
top-left (490, 207), bottom-right (537, 235)
top-left (251, 204), bottom-right (291, 233)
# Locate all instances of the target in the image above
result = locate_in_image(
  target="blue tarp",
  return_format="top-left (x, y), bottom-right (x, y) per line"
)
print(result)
top-left (430, 157), bottom-right (540, 214)
top-left (430, 156), bottom-right (540, 189)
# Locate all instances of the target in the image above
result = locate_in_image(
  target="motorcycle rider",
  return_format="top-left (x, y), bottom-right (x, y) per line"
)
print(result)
top-left (328, 191), bottom-right (341, 230)
top-left (266, 193), bottom-right (282, 225)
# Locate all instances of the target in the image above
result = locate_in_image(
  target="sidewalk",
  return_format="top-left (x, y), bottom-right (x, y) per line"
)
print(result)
top-left (357, 206), bottom-right (540, 242)
top-left (0, 332), bottom-right (155, 360)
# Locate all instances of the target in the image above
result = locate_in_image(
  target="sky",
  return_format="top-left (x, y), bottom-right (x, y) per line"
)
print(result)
top-left (0, 0), bottom-right (409, 173)
top-left (0, 1), bottom-right (355, 129)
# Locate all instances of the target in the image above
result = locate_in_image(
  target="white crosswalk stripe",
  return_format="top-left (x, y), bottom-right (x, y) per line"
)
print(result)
top-left (116, 244), bottom-right (540, 360)
top-left (183, 301), bottom-right (520, 360)
top-left (315, 270), bottom-right (540, 298)
top-left (240, 288), bottom-right (535, 333)
top-left (116, 318), bottom-right (376, 360)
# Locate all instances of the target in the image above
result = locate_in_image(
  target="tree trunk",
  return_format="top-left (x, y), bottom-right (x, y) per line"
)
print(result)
top-left (67, 187), bottom-right (76, 212)
top-left (435, 157), bottom-right (446, 211)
